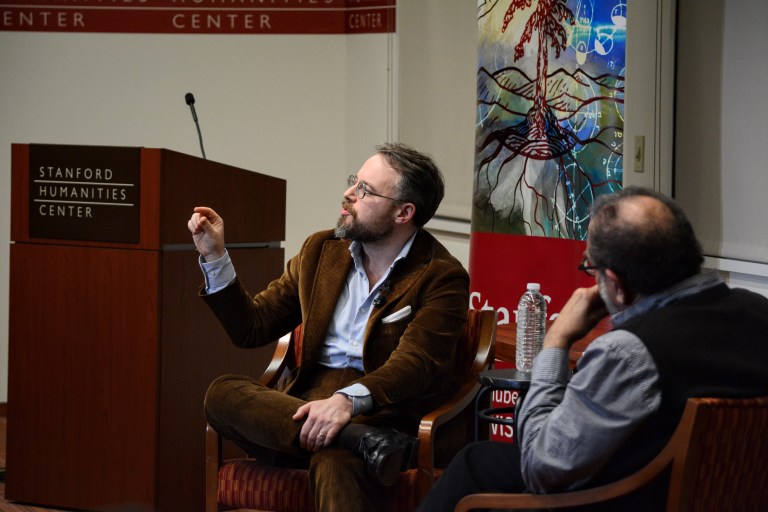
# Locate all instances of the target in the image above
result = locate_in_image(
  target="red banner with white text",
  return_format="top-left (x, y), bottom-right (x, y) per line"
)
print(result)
top-left (469, 232), bottom-right (592, 327)
top-left (0, 0), bottom-right (395, 34)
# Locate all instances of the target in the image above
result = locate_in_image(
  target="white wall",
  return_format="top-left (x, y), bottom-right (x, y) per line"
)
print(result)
top-left (398, 1), bottom-right (478, 221)
top-left (675, 0), bottom-right (768, 281)
top-left (624, 0), bottom-right (768, 293)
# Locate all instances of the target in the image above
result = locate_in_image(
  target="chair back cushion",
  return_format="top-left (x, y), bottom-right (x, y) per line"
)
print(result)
top-left (219, 459), bottom-right (314, 511)
top-left (679, 396), bottom-right (768, 511)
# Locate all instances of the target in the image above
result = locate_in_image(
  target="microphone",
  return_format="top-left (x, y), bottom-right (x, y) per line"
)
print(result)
top-left (185, 92), bottom-right (207, 159)
top-left (373, 280), bottom-right (392, 308)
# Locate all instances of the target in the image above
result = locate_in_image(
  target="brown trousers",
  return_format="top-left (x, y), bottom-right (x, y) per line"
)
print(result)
top-left (205, 367), bottom-right (412, 512)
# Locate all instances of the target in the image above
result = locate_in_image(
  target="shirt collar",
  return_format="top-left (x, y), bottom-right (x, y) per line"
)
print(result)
top-left (348, 230), bottom-right (418, 278)
top-left (612, 270), bottom-right (724, 326)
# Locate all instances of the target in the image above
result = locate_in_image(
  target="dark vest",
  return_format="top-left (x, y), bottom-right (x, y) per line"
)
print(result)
top-left (580, 283), bottom-right (768, 511)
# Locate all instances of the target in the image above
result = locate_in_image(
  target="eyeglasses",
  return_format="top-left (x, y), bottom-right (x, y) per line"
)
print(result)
top-left (347, 175), bottom-right (399, 201)
top-left (577, 256), bottom-right (602, 277)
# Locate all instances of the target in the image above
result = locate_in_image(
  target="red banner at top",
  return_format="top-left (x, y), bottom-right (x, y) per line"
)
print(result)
top-left (0, 0), bottom-right (396, 34)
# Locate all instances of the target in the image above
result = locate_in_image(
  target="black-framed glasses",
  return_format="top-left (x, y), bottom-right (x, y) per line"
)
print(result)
top-left (577, 256), bottom-right (602, 277)
top-left (347, 175), bottom-right (399, 201)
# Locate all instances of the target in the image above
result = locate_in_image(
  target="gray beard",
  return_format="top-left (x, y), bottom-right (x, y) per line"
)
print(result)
top-left (598, 278), bottom-right (622, 316)
top-left (334, 218), bottom-right (351, 239)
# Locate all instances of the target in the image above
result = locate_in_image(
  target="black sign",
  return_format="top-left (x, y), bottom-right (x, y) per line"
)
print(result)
top-left (29, 144), bottom-right (141, 243)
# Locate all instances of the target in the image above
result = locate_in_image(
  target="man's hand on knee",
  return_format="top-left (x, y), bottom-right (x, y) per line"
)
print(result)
top-left (293, 394), bottom-right (353, 451)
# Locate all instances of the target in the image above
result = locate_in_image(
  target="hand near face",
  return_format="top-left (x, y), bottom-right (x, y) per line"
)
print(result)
top-left (544, 285), bottom-right (609, 350)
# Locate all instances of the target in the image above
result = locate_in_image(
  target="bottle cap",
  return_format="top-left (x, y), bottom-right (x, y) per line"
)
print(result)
top-left (527, 283), bottom-right (540, 291)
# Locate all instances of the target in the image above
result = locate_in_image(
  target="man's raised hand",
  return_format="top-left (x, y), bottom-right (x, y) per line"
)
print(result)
top-left (188, 206), bottom-right (226, 261)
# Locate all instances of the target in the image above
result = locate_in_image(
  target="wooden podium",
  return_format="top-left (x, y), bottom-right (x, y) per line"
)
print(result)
top-left (7, 144), bottom-right (286, 512)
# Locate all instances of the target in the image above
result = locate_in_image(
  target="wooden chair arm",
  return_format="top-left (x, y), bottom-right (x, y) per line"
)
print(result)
top-left (205, 423), bottom-right (222, 512)
top-left (454, 468), bottom-right (669, 512)
top-left (415, 310), bottom-right (495, 499)
top-left (454, 444), bottom-right (677, 511)
top-left (415, 379), bottom-right (483, 499)
top-left (453, 396), bottom-right (706, 511)
top-left (454, 456), bottom-right (673, 512)
top-left (469, 314), bottom-right (496, 376)
top-left (258, 332), bottom-right (293, 387)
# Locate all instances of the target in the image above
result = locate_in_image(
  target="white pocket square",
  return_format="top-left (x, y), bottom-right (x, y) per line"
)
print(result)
top-left (382, 305), bottom-right (412, 323)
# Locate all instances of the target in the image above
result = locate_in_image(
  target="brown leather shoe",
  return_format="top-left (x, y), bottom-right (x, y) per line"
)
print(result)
top-left (357, 427), bottom-right (418, 486)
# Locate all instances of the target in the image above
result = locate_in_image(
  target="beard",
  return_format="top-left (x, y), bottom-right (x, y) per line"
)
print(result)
top-left (335, 203), bottom-right (394, 242)
top-left (597, 277), bottom-right (622, 316)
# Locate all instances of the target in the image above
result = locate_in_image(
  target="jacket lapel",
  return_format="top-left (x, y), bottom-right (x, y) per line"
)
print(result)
top-left (300, 238), bottom-right (352, 366)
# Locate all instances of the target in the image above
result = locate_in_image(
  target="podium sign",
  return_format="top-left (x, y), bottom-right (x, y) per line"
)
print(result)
top-left (8, 143), bottom-right (286, 512)
top-left (28, 144), bottom-right (141, 243)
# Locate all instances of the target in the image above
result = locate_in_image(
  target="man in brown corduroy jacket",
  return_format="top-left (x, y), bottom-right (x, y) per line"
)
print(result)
top-left (188, 142), bottom-right (469, 511)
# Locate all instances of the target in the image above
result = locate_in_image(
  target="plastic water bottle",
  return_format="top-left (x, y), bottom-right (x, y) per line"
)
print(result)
top-left (516, 283), bottom-right (546, 372)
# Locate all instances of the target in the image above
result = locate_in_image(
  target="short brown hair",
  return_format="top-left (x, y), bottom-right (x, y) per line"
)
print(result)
top-left (376, 142), bottom-right (444, 227)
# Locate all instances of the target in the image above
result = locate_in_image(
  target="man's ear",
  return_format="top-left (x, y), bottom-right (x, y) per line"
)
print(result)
top-left (394, 202), bottom-right (416, 225)
top-left (604, 268), bottom-right (635, 306)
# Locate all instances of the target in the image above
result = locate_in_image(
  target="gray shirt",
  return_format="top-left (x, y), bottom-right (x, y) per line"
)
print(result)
top-left (517, 271), bottom-right (724, 493)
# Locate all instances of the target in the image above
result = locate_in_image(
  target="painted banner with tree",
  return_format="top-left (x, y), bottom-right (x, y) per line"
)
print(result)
top-left (470, 0), bottom-right (626, 331)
